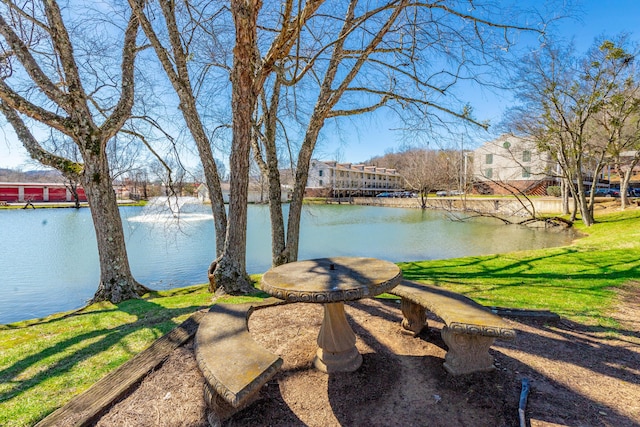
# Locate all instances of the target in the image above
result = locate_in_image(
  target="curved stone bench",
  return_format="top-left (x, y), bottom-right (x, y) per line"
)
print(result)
top-left (195, 298), bottom-right (286, 425)
top-left (390, 280), bottom-right (516, 375)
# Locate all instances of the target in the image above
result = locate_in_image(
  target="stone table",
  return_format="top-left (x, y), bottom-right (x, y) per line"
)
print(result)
top-left (260, 257), bottom-right (401, 373)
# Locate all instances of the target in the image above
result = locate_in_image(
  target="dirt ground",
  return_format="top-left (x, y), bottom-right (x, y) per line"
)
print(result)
top-left (96, 286), bottom-right (640, 427)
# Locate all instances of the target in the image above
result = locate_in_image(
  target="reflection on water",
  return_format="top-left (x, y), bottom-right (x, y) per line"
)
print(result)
top-left (0, 200), bottom-right (575, 324)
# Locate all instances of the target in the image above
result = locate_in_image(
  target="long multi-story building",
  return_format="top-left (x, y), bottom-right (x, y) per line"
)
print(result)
top-left (306, 160), bottom-right (404, 197)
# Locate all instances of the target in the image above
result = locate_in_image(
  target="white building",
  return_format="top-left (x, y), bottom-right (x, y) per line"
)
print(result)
top-left (306, 160), bottom-right (404, 197)
top-left (196, 181), bottom-right (290, 204)
top-left (472, 135), bottom-right (557, 195)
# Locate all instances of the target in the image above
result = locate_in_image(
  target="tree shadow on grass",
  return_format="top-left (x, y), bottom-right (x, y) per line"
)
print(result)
top-left (401, 247), bottom-right (640, 285)
top-left (0, 298), bottom-right (201, 405)
top-left (399, 248), bottom-right (640, 328)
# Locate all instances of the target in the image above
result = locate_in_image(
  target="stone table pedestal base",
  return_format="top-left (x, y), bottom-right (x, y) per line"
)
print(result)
top-left (313, 302), bottom-right (363, 373)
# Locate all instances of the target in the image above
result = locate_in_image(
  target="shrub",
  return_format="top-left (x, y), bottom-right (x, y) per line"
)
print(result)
top-left (546, 186), bottom-right (561, 197)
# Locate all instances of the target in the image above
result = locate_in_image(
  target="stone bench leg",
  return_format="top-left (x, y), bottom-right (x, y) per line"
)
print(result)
top-left (399, 298), bottom-right (427, 336)
top-left (203, 383), bottom-right (260, 427)
top-left (441, 326), bottom-right (495, 375)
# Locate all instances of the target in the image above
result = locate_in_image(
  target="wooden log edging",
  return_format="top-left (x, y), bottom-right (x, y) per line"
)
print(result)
top-left (35, 310), bottom-right (205, 427)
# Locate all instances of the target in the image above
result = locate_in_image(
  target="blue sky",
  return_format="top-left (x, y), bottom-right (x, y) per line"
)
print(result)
top-left (2, 1), bottom-right (640, 170)
top-left (332, 1), bottom-right (640, 164)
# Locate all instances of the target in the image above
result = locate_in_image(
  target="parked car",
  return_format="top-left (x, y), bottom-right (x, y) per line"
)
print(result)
top-left (436, 190), bottom-right (464, 197)
top-left (376, 192), bottom-right (391, 197)
top-left (592, 188), bottom-right (619, 197)
top-left (393, 191), bottom-right (415, 198)
top-left (619, 187), bottom-right (640, 197)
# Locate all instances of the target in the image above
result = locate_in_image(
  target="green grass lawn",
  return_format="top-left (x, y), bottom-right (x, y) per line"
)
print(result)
top-left (400, 209), bottom-right (640, 326)
top-left (1, 209), bottom-right (639, 426)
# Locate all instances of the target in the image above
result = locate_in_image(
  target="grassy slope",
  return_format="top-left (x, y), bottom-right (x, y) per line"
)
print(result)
top-left (1, 210), bottom-right (639, 426)
top-left (0, 286), bottom-right (213, 426)
top-left (400, 209), bottom-right (640, 325)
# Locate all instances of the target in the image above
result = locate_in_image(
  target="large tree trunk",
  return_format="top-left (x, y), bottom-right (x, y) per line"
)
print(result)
top-left (575, 183), bottom-right (594, 226)
top-left (283, 126), bottom-right (323, 263)
top-left (84, 150), bottom-right (149, 303)
top-left (0, 3), bottom-right (145, 304)
top-left (264, 135), bottom-right (287, 266)
top-left (212, 0), bottom-right (260, 294)
top-left (561, 178), bottom-right (570, 215)
top-left (131, 0), bottom-right (228, 257)
top-left (255, 78), bottom-right (287, 266)
top-left (619, 165), bottom-right (639, 210)
top-left (180, 100), bottom-right (227, 257)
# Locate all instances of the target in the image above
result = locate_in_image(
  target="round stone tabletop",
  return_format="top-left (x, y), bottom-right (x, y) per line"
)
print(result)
top-left (261, 257), bottom-right (402, 303)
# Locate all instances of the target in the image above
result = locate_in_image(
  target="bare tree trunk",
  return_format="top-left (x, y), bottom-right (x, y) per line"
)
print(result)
top-left (575, 182), bottom-right (594, 226)
top-left (563, 172), bottom-right (579, 223)
top-left (251, 77), bottom-right (289, 266)
top-left (620, 169), bottom-right (630, 209)
top-left (620, 163), bottom-right (639, 210)
top-left (252, 140), bottom-right (288, 265)
top-left (130, 0), bottom-right (227, 257)
top-left (283, 126), bottom-right (322, 263)
top-left (180, 101), bottom-right (228, 256)
top-left (212, 0), bottom-right (260, 293)
top-left (266, 157), bottom-right (287, 265)
top-left (565, 157), bottom-right (593, 226)
top-left (571, 194), bottom-right (578, 222)
top-left (65, 179), bottom-right (81, 209)
top-left (0, 3), bottom-right (148, 303)
top-left (83, 150), bottom-right (149, 303)
top-left (267, 0), bottom-right (407, 264)
top-left (561, 178), bottom-right (570, 215)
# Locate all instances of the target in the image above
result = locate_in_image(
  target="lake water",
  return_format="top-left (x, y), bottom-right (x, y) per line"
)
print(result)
top-left (0, 199), bottom-right (574, 324)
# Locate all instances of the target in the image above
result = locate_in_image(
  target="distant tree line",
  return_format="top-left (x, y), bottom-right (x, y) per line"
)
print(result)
top-left (0, 168), bottom-right (63, 183)
top-left (368, 148), bottom-right (467, 208)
